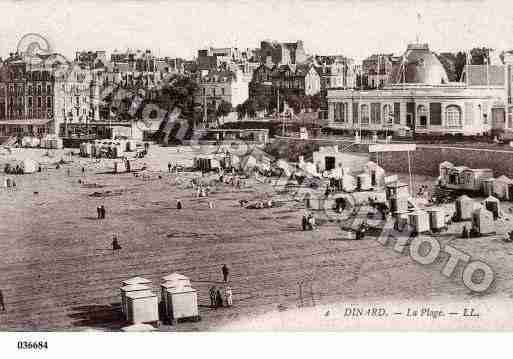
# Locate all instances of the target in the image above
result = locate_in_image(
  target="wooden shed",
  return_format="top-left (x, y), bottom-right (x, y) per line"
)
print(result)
top-left (120, 284), bottom-right (151, 316)
top-left (126, 291), bottom-right (159, 325)
top-left (166, 286), bottom-right (200, 324)
top-left (161, 273), bottom-right (190, 284)
top-left (386, 182), bottom-right (409, 214)
top-left (365, 161), bottom-right (386, 188)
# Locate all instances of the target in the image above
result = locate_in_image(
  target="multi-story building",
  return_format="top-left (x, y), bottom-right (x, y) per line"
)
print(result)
top-left (195, 68), bottom-right (249, 109)
top-left (314, 55), bottom-right (357, 90)
top-left (249, 60), bottom-right (321, 100)
top-left (0, 54), bottom-right (55, 137)
top-left (361, 53), bottom-right (402, 89)
top-left (53, 64), bottom-right (101, 137)
top-left (75, 50), bottom-right (107, 69)
top-left (255, 40), bottom-right (307, 66)
top-left (327, 43), bottom-right (505, 136)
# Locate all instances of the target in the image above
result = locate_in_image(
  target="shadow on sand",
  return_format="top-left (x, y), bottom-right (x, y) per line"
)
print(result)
top-left (68, 303), bottom-right (125, 330)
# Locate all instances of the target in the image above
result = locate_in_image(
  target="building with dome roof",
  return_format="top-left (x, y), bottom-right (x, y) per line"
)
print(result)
top-left (327, 43), bottom-right (506, 136)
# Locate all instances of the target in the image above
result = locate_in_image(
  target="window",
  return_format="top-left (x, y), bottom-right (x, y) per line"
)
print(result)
top-left (37, 97), bottom-right (42, 107)
top-left (417, 105), bottom-right (428, 128)
top-left (28, 97), bottom-right (32, 107)
top-left (334, 103), bottom-right (346, 123)
top-left (47, 84), bottom-right (52, 93)
top-left (383, 104), bottom-right (393, 126)
top-left (47, 97), bottom-right (52, 108)
top-left (221, 88), bottom-right (225, 96)
top-left (371, 103), bottom-right (381, 124)
top-left (446, 105), bottom-right (462, 128)
top-left (360, 104), bottom-right (370, 126)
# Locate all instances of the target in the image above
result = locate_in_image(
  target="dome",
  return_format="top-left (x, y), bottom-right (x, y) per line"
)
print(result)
top-left (395, 43), bottom-right (449, 85)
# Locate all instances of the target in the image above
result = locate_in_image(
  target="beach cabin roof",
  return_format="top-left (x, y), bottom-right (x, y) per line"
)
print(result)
top-left (439, 161), bottom-right (453, 168)
top-left (162, 273), bottom-right (189, 282)
top-left (451, 166), bottom-right (469, 173)
top-left (120, 284), bottom-right (151, 292)
top-left (122, 276), bottom-right (152, 286)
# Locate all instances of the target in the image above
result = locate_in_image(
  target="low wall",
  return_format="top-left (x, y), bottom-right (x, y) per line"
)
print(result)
top-left (374, 146), bottom-right (513, 177)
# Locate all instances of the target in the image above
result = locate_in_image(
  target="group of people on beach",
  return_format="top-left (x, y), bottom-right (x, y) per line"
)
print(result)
top-left (302, 212), bottom-right (317, 231)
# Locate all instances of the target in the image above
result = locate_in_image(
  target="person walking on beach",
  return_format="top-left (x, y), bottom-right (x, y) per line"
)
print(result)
top-left (177, 200), bottom-right (182, 210)
top-left (97, 206), bottom-right (102, 220)
top-left (222, 264), bottom-right (230, 283)
top-left (168, 162), bottom-right (172, 173)
top-left (100, 205), bottom-right (106, 219)
top-left (112, 235), bottom-right (121, 252)
top-left (216, 288), bottom-right (223, 308)
top-left (225, 286), bottom-right (233, 307)
top-left (209, 286), bottom-right (217, 308)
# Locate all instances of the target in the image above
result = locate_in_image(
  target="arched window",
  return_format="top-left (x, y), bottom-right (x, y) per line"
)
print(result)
top-left (383, 104), bottom-right (393, 126)
top-left (360, 104), bottom-right (370, 125)
top-left (446, 105), bottom-right (462, 128)
top-left (417, 105), bottom-right (428, 128)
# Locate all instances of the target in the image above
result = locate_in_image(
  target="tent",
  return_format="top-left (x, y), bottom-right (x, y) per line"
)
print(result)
top-left (21, 159), bottom-right (38, 174)
top-left (493, 175), bottom-right (513, 200)
top-left (341, 174), bottom-right (357, 192)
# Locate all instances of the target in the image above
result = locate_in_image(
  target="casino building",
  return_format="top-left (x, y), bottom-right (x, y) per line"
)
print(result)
top-left (326, 43), bottom-right (505, 136)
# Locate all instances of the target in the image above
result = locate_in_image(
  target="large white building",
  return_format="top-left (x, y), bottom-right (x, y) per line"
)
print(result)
top-left (53, 64), bottom-right (101, 137)
top-left (327, 43), bottom-right (505, 136)
top-left (195, 68), bottom-right (249, 109)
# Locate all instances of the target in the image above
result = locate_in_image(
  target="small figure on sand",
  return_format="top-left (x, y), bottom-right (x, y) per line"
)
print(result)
top-left (177, 200), bottom-right (182, 210)
top-left (0, 289), bottom-right (5, 312)
top-left (222, 264), bottom-right (230, 282)
top-left (112, 235), bottom-right (122, 252)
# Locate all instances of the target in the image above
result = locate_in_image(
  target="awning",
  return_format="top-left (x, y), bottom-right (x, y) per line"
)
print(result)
top-left (0, 119), bottom-right (52, 125)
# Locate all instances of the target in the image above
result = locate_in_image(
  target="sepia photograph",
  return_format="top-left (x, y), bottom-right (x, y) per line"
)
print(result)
top-left (1, 0), bottom-right (513, 356)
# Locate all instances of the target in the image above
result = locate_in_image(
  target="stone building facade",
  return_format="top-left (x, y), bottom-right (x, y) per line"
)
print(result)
top-left (327, 43), bottom-right (505, 136)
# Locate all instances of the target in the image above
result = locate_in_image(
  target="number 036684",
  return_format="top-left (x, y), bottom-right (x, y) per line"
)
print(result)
top-left (17, 341), bottom-right (48, 350)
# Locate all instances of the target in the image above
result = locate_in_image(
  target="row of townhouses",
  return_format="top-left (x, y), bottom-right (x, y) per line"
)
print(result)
top-left (2, 38), bottom-right (513, 140)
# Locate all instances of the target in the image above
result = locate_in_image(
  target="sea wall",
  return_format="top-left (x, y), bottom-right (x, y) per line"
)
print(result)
top-left (374, 146), bottom-right (513, 177)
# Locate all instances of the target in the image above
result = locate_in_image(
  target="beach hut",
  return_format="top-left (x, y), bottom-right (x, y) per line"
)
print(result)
top-left (161, 282), bottom-right (193, 319)
top-left (493, 175), bottom-right (513, 200)
top-left (341, 174), bottom-right (356, 192)
top-left (427, 207), bottom-right (446, 231)
top-left (481, 178), bottom-right (495, 196)
top-left (472, 207), bottom-right (495, 236)
top-left (120, 284), bottom-right (152, 316)
top-left (122, 276), bottom-right (152, 287)
top-left (386, 182), bottom-right (409, 214)
top-left (484, 195), bottom-right (500, 220)
top-left (439, 161), bottom-right (453, 183)
top-left (357, 173), bottom-right (372, 191)
top-left (408, 211), bottom-right (430, 233)
top-left (21, 159), bottom-right (38, 174)
top-left (125, 291), bottom-right (159, 325)
top-left (166, 286), bottom-right (200, 324)
top-left (365, 161), bottom-right (386, 188)
top-left (455, 195), bottom-right (474, 221)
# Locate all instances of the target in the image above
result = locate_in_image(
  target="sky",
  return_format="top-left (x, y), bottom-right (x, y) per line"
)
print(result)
top-left (0, 0), bottom-right (512, 62)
